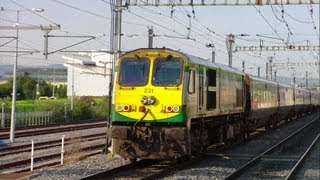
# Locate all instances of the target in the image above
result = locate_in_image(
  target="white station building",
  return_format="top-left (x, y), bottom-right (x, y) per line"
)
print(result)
top-left (63, 51), bottom-right (113, 96)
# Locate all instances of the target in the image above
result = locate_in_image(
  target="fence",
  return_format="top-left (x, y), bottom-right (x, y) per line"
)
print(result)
top-left (1, 111), bottom-right (54, 128)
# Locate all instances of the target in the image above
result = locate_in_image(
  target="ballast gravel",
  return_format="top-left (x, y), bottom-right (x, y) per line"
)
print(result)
top-left (31, 154), bottom-right (129, 180)
top-left (27, 112), bottom-right (319, 179)
top-left (165, 112), bottom-right (320, 179)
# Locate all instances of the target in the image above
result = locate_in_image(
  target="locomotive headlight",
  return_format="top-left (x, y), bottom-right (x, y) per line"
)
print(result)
top-left (165, 105), bottom-right (180, 113)
top-left (117, 105), bottom-right (131, 112)
top-left (117, 105), bottom-right (123, 112)
top-left (172, 105), bottom-right (180, 112)
top-left (147, 96), bottom-right (156, 105)
top-left (141, 96), bottom-right (148, 105)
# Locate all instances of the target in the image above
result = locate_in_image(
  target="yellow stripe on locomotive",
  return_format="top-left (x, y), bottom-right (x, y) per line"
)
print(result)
top-left (111, 49), bottom-right (186, 123)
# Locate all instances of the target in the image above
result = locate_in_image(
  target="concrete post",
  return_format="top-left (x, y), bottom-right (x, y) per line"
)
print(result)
top-left (61, 135), bottom-right (65, 165)
top-left (91, 101), bottom-right (95, 119)
top-left (1, 103), bottom-right (5, 128)
top-left (64, 102), bottom-right (67, 120)
top-left (31, 140), bottom-right (34, 171)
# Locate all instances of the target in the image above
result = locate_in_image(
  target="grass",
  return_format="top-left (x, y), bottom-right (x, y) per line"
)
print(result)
top-left (64, 137), bottom-right (86, 163)
top-left (1, 96), bottom-right (109, 121)
top-left (1, 98), bottom-right (67, 112)
top-left (14, 99), bottom-right (68, 112)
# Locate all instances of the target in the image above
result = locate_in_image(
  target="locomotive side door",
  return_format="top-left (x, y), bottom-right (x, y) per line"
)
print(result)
top-left (198, 65), bottom-right (204, 112)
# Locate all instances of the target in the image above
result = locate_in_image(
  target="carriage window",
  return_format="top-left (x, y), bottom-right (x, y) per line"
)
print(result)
top-left (153, 57), bottom-right (182, 86)
top-left (119, 58), bottom-right (149, 86)
top-left (188, 70), bottom-right (195, 93)
top-left (207, 69), bottom-right (216, 87)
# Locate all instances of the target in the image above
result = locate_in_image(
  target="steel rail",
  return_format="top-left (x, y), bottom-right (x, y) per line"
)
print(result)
top-left (14, 150), bottom-right (102, 173)
top-left (82, 156), bottom-right (200, 180)
top-left (81, 160), bottom-right (159, 180)
top-left (0, 133), bottom-right (106, 156)
top-left (0, 122), bottom-right (107, 139)
top-left (0, 143), bottom-right (105, 171)
top-left (224, 117), bottom-right (319, 179)
top-left (285, 133), bottom-right (320, 180)
top-left (0, 119), bottom-right (105, 133)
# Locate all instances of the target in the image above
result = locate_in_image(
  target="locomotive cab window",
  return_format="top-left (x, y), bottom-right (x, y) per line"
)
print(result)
top-left (119, 58), bottom-right (149, 86)
top-left (152, 57), bottom-right (182, 86)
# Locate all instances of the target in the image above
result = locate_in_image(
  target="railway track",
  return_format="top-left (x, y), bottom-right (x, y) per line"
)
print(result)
top-left (224, 117), bottom-right (320, 179)
top-left (286, 133), bottom-right (320, 179)
top-left (0, 119), bottom-right (105, 133)
top-left (0, 133), bottom-right (106, 157)
top-left (80, 113), bottom-right (320, 180)
top-left (0, 120), bottom-right (107, 139)
top-left (0, 133), bottom-right (106, 173)
top-left (81, 158), bottom-right (199, 180)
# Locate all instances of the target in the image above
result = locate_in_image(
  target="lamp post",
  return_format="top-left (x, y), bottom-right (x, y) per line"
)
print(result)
top-left (9, 8), bottom-right (45, 143)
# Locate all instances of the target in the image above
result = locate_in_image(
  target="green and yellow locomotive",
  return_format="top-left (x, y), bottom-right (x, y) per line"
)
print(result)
top-left (109, 48), bottom-right (320, 160)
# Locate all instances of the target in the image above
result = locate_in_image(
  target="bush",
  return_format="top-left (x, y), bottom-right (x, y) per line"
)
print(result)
top-left (73, 96), bottom-right (95, 120)
top-left (94, 96), bottom-right (109, 119)
top-left (1, 96), bottom-right (109, 123)
top-left (37, 99), bottom-right (67, 122)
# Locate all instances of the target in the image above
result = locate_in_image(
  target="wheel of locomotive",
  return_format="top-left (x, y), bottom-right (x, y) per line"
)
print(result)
top-left (129, 158), bottom-right (137, 163)
top-left (284, 115), bottom-right (289, 123)
top-left (265, 122), bottom-right (271, 130)
top-left (177, 155), bottom-right (191, 163)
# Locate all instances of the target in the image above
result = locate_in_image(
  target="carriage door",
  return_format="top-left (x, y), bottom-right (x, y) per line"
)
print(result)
top-left (198, 66), bottom-right (204, 110)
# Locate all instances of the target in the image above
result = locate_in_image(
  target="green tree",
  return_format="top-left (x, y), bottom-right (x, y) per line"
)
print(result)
top-left (21, 77), bottom-right (37, 99)
top-left (0, 83), bottom-right (11, 98)
top-left (39, 81), bottom-right (52, 97)
top-left (6, 75), bottom-right (39, 100)
top-left (56, 84), bottom-right (67, 98)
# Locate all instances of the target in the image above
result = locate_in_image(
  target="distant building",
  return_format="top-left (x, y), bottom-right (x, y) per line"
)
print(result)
top-left (63, 51), bottom-right (112, 97)
top-left (1, 65), bottom-right (67, 84)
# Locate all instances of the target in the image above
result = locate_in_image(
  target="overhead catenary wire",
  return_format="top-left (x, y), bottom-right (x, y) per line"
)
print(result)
top-left (8, 0), bottom-right (60, 25)
top-left (99, 0), bottom-right (274, 70)
top-left (305, 2), bottom-right (319, 40)
top-left (0, 18), bottom-right (40, 26)
top-left (2, 0), bottom-right (317, 78)
top-left (272, 2), bottom-right (318, 61)
top-left (49, 0), bottom-right (146, 27)
top-left (128, 4), bottom-right (253, 66)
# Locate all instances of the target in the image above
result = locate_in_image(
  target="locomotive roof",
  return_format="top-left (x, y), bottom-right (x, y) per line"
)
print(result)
top-left (182, 53), bottom-right (245, 75)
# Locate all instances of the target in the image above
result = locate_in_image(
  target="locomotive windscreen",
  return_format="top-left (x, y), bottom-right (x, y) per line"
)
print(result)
top-left (152, 57), bottom-right (182, 86)
top-left (119, 58), bottom-right (149, 85)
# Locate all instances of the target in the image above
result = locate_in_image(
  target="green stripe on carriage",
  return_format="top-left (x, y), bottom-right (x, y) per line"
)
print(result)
top-left (111, 105), bottom-right (186, 123)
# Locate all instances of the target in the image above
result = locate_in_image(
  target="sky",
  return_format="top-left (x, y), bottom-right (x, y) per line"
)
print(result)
top-left (0, 0), bottom-right (319, 81)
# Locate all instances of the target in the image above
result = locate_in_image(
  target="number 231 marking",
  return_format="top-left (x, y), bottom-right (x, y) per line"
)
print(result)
top-left (144, 88), bottom-right (153, 93)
